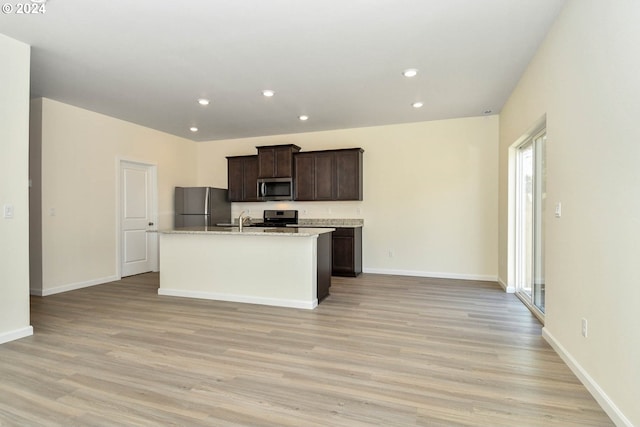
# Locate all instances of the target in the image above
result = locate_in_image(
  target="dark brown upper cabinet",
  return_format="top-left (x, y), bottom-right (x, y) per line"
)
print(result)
top-left (227, 155), bottom-right (259, 202)
top-left (257, 144), bottom-right (301, 178)
top-left (292, 152), bottom-right (315, 201)
top-left (335, 149), bottom-right (363, 200)
top-left (293, 148), bottom-right (363, 201)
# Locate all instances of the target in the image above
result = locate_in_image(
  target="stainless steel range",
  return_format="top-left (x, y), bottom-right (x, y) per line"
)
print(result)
top-left (248, 209), bottom-right (298, 227)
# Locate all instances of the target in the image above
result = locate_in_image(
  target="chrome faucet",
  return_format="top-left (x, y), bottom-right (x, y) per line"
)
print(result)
top-left (237, 211), bottom-right (248, 232)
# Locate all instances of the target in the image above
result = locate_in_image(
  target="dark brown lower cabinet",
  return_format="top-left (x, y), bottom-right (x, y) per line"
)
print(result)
top-left (332, 227), bottom-right (362, 277)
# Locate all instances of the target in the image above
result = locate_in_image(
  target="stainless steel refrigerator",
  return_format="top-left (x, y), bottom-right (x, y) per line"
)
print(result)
top-left (174, 187), bottom-right (231, 228)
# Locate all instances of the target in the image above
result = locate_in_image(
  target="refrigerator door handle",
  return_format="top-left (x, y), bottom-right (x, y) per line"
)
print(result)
top-left (204, 187), bottom-right (210, 215)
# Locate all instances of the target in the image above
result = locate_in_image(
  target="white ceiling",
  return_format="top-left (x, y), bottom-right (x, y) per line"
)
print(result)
top-left (0, 0), bottom-right (565, 141)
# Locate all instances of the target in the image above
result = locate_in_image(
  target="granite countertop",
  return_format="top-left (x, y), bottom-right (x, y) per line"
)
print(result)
top-left (160, 226), bottom-right (334, 237)
top-left (290, 218), bottom-right (364, 228)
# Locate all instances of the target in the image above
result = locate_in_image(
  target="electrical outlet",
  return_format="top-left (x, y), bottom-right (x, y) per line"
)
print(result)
top-left (581, 318), bottom-right (588, 337)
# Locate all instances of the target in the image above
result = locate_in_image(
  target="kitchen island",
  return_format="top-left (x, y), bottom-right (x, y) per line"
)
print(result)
top-left (158, 226), bottom-right (333, 309)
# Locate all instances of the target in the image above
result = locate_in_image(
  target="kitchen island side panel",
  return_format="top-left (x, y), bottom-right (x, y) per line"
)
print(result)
top-left (316, 232), bottom-right (331, 300)
top-left (159, 232), bottom-right (319, 308)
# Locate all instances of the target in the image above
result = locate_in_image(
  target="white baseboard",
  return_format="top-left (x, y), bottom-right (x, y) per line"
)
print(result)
top-left (497, 276), bottom-right (515, 293)
top-left (362, 268), bottom-right (497, 282)
top-left (158, 288), bottom-right (318, 310)
top-left (0, 326), bottom-right (34, 345)
top-left (542, 328), bottom-right (632, 427)
top-left (31, 275), bottom-right (120, 296)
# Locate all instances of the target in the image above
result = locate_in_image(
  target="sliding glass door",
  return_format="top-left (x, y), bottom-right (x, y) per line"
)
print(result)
top-left (515, 130), bottom-right (546, 314)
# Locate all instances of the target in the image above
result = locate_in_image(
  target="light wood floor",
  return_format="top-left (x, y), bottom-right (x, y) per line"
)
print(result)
top-left (0, 273), bottom-right (612, 426)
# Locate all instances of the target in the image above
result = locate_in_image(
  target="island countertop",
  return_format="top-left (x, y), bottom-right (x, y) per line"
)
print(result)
top-left (160, 226), bottom-right (334, 237)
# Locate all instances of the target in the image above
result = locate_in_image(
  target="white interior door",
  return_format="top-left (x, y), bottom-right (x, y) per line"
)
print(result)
top-left (121, 161), bottom-right (155, 277)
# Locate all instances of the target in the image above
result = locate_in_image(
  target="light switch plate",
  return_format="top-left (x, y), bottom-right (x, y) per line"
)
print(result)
top-left (3, 204), bottom-right (14, 219)
top-left (555, 202), bottom-right (562, 218)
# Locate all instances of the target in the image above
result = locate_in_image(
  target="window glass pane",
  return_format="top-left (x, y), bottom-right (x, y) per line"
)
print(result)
top-left (533, 133), bottom-right (546, 312)
top-left (515, 130), bottom-right (545, 315)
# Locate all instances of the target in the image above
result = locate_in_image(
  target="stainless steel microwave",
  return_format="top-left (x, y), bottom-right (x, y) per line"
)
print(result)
top-left (257, 177), bottom-right (293, 201)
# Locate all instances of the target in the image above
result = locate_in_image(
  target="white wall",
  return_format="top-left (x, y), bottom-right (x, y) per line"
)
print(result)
top-left (0, 34), bottom-right (32, 343)
top-left (33, 98), bottom-right (199, 295)
top-left (498, 1), bottom-right (639, 425)
top-left (198, 116), bottom-right (499, 281)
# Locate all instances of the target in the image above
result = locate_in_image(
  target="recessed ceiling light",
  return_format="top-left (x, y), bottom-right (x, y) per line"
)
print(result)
top-left (197, 98), bottom-right (210, 106)
top-left (298, 115), bottom-right (309, 121)
top-left (412, 102), bottom-right (424, 108)
top-left (262, 90), bottom-right (275, 97)
top-left (403, 68), bottom-right (418, 78)
top-left (189, 127), bottom-right (198, 132)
